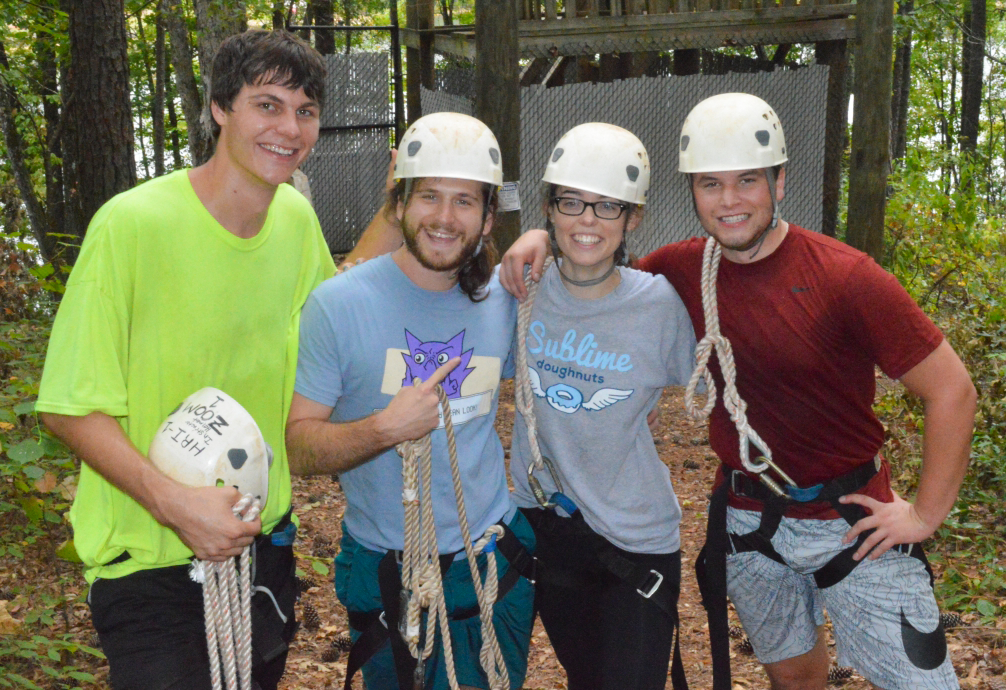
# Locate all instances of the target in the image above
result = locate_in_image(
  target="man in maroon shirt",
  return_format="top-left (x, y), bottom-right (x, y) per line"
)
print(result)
top-left (501, 95), bottom-right (975, 690)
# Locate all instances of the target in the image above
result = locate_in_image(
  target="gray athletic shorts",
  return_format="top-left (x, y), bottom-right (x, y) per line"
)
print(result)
top-left (725, 507), bottom-right (958, 690)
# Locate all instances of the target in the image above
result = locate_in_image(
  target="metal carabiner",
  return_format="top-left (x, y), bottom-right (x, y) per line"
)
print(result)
top-left (750, 455), bottom-right (799, 498)
top-left (527, 456), bottom-right (564, 509)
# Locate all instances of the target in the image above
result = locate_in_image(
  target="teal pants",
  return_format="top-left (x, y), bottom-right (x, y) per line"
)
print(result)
top-left (335, 511), bottom-right (536, 690)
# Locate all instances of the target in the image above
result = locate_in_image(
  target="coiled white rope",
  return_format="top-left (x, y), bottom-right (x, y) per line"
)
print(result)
top-left (192, 494), bottom-right (260, 690)
top-left (683, 238), bottom-right (796, 492)
top-left (398, 384), bottom-right (510, 690)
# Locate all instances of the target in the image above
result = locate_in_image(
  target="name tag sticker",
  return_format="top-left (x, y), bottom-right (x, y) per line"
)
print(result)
top-left (498, 182), bottom-right (521, 212)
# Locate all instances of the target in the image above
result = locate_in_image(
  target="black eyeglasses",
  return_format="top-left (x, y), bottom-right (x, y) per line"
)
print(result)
top-left (552, 197), bottom-right (629, 220)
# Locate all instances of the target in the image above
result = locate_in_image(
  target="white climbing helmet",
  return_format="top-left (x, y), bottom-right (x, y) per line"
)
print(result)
top-left (147, 388), bottom-right (272, 506)
top-left (542, 123), bottom-right (650, 205)
top-left (678, 93), bottom-right (788, 173)
top-left (394, 112), bottom-right (504, 186)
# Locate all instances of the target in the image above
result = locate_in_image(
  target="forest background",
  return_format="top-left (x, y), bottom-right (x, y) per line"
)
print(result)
top-left (1, 0), bottom-right (1005, 686)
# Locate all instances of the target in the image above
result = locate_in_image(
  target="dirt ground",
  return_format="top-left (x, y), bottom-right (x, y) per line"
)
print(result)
top-left (9, 384), bottom-right (1002, 688)
top-left (276, 383), bottom-right (1006, 690)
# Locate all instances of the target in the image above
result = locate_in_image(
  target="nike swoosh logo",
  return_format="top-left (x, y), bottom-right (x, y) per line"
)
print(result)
top-left (791, 286), bottom-right (811, 293)
top-left (900, 608), bottom-right (947, 670)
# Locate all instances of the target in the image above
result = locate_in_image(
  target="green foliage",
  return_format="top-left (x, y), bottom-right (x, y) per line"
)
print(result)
top-left (0, 634), bottom-right (102, 689)
top-left (882, 159), bottom-right (1006, 618)
top-left (0, 319), bottom-right (99, 688)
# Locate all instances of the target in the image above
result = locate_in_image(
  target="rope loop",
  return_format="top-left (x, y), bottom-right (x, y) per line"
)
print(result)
top-left (398, 384), bottom-right (510, 690)
top-left (683, 238), bottom-right (774, 475)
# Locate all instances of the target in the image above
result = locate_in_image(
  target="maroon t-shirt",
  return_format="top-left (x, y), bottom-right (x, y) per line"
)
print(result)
top-left (638, 225), bottom-right (944, 518)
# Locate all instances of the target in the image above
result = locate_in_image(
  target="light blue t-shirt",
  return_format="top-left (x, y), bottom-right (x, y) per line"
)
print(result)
top-left (510, 264), bottom-right (696, 554)
top-left (296, 255), bottom-right (518, 554)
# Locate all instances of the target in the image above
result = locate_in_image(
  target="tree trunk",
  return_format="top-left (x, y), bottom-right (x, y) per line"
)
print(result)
top-left (35, 15), bottom-right (66, 252)
top-left (65, 0), bottom-right (136, 252)
top-left (959, 0), bottom-right (984, 155)
top-left (166, 59), bottom-right (184, 168)
top-left (311, 0), bottom-right (335, 54)
top-left (164, 0), bottom-right (213, 163)
top-left (192, 0), bottom-right (247, 154)
top-left (890, 0), bottom-right (912, 163)
top-left (153, 5), bottom-right (167, 176)
top-left (0, 40), bottom-right (58, 263)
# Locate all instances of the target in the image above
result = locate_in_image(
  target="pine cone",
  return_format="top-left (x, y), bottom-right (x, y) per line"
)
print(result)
top-left (827, 665), bottom-right (854, 683)
top-left (736, 637), bottom-right (754, 655)
top-left (683, 459), bottom-right (701, 470)
top-left (940, 611), bottom-right (964, 629)
top-left (728, 624), bottom-right (745, 639)
top-left (332, 631), bottom-right (353, 652)
top-left (88, 631), bottom-right (102, 650)
top-left (296, 576), bottom-right (319, 597)
top-left (302, 603), bottom-right (321, 632)
top-left (321, 642), bottom-right (341, 663)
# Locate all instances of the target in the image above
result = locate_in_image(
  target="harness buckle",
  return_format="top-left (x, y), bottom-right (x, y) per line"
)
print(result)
top-left (637, 569), bottom-right (663, 599)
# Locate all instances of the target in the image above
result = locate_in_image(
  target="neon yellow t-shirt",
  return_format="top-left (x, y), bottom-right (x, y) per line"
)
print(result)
top-left (36, 170), bottom-right (335, 582)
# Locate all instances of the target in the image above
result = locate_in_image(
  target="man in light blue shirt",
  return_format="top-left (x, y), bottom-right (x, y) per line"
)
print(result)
top-left (286, 112), bottom-right (535, 690)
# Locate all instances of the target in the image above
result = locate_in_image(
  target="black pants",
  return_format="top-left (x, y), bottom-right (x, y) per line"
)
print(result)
top-left (522, 508), bottom-right (681, 690)
top-left (88, 540), bottom-right (297, 690)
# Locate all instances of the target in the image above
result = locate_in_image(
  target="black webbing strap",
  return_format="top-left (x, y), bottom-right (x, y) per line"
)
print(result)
top-left (343, 522), bottom-right (535, 690)
top-left (695, 480), bottom-right (733, 690)
top-left (560, 512), bottom-right (688, 690)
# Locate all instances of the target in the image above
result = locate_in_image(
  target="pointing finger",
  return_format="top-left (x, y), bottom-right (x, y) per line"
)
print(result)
top-left (420, 357), bottom-right (462, 390)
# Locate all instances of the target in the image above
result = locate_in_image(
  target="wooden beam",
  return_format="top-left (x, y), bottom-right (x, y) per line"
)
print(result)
top-left (519, 4), bottom-right (857, 36)
top-left (519, 16), bottom-right (856, 57)
top-left (405, 0), bottom-right (435, 123)
top-left (475, 0), bottom-right (521, 252)
top-left (846, 0), bottom-right (893, 261)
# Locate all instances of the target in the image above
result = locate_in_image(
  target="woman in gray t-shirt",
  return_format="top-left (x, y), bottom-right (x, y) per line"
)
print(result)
top-left (507, 123), bottom-right (695, 690)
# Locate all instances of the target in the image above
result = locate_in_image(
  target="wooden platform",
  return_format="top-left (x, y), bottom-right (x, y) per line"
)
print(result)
top-left (402, 0), bottom-right (856, 61)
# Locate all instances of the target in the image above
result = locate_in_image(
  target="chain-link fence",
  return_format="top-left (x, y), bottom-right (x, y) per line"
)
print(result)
top-left (421, 64), bottom-right (828, 257)
top-left (301, 52), bottom-right (393, 253)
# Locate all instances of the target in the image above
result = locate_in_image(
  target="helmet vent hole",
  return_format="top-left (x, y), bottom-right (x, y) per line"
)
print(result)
top-left (626, 165), bottom-right (639, 182)
top-left (489, 148), bottom-right (500, 165)
top-left (551, 148), bottom-right (564, 163)
top-left (755, 130), bottom-right (771, 146)
top-left (680, 135), bottom-right (690, 151)
top-left (407, 141), bottom-right (422, 156)
top-left (228, 448), bottom-right (248, 469)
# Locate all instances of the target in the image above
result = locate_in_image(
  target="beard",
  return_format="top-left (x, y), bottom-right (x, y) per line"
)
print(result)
top-left (402, 219), bottom-right (483, 274)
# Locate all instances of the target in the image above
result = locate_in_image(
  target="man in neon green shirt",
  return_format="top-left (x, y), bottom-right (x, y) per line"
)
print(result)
top-left (36, 30), bottom-right (334, 689)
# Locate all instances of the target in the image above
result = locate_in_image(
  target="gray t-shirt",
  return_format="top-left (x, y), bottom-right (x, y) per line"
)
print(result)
top-left (510, 264), bottom-right (696, 554)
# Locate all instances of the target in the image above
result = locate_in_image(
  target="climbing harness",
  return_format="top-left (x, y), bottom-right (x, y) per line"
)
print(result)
top-left (686, 235), bottom-right (935, 690)
top-left (189, 495), bottom-right (261, 690)
top-left (514, 258), bottom-right (688, 690)
top-left (394, 383), bottom-right (511, 690)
